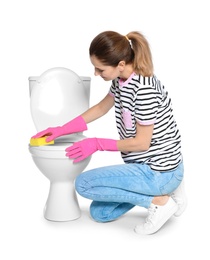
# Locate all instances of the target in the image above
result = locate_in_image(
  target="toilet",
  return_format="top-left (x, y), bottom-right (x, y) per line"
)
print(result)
top-left (28, 67), bottom-right (91, 221)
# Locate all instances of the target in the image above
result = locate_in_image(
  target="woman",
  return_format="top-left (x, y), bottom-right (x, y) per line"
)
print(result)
top-left (32, 31), bottom-right (187, 235)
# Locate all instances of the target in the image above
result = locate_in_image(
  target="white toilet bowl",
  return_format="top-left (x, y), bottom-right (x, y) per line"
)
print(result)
top-left (28, 67), bottom-right (91, 221)
top-left (29, 138), bottom-right (91, 221)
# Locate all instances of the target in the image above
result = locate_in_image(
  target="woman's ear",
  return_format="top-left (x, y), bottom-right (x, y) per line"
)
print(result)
top-left (118, 60), bottom-right (126, 71)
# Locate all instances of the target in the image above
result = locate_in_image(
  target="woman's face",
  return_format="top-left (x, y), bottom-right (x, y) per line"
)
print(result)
top-left (90, 55), bottom-right (122, 81)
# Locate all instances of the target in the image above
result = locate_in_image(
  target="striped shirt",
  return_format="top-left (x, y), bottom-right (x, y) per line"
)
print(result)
top-left (109, 73), bottom-right (182, 172)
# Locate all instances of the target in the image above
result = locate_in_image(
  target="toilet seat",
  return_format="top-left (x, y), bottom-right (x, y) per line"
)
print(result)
top-left (29, 133), bottom-right (86, 159)
top-left (29, 142), bottom-right (73, 159)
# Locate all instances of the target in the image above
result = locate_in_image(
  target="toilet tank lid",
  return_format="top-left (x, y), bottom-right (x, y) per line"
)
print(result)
top-left (28, 76), bottom-right (39, 81)
top-left (80, 76), bottom-right (91, 81)
top-left (29, 75), bottom-right (91, 81)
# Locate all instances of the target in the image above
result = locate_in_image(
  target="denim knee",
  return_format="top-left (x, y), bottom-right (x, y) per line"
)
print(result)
top-left (89, 201), bottom-right (111, 222)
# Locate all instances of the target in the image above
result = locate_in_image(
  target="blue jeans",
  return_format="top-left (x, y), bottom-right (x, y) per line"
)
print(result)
top-left (75, 162), bottom-right (184, 222)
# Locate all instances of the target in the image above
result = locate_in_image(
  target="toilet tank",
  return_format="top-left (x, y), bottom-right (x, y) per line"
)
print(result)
top-left (29, 67), bottom-right (91, 132)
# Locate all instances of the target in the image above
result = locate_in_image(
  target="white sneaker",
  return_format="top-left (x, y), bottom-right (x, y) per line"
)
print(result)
top-left (170, 180), bottom-right (187, 217)
top-left (134, 197), bottom-right (178, 235)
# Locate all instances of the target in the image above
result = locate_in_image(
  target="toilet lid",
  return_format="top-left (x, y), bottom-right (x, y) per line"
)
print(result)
top-left (30, 67), bottom-right (90, 132)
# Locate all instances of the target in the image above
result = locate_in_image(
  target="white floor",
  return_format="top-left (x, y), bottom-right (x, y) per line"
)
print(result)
top-left (1, 153), bottom-right (208, 260)
top-left (1, 1), bottom-right (209, 259)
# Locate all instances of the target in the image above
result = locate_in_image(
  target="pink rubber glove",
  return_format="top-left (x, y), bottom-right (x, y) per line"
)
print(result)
top-left (31, 116), bottom-right (87, 142)
top-left (65, 138), bottom-right (118, 163)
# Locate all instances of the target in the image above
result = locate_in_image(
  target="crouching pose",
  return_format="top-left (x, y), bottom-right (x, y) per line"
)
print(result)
top-left (32, 30), bottom-right (187, 235)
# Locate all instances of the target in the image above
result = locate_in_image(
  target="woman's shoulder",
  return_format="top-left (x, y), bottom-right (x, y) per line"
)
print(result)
top-left (132, 74), bottom-right (157, 86)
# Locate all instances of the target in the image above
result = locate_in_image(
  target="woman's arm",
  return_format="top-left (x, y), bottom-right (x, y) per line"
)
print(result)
top-left (65, 122), bottom-right (154, 162)
top-left (82, 95), bottom-right (153, 153)
top-left (82, 94), bottom-right (153, 153)
top-left (81, 93), bottom-right (114, 124)
top-left (117, 123), bottom-right (154, 152)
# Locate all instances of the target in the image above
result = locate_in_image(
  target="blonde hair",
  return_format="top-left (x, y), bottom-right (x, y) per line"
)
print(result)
top-left (126, 31), bottom-right (153, 76)
top-left (89, 31), bottom-right (154, 77)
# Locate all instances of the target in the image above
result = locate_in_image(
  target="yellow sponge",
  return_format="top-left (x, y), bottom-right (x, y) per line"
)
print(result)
top-left (30, 137), bottom-right (54, 146)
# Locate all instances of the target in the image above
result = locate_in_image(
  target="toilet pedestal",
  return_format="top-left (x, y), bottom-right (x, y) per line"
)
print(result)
top-left (44, 181), bottom-right (81, 221)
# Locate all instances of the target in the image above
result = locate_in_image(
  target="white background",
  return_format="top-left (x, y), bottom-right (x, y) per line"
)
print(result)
top-left (0, 0), bottom-right (209, 259)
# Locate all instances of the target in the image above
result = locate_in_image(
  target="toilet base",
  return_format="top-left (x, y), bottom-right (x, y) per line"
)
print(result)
top-left (43, 181), bottom-right (81, 221)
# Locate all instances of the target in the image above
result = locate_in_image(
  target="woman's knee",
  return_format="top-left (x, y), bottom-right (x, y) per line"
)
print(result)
top-left (90, 201), bottom-right (111, 223)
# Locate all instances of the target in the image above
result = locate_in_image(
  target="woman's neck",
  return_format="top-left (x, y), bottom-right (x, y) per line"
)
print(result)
top-left (119, 64), bottom-right (134, 80)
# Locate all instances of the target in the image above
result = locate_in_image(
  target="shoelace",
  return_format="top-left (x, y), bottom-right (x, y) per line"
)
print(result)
top-left (145, 205), bottom-right (158, 224)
